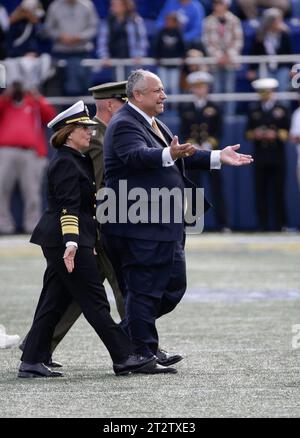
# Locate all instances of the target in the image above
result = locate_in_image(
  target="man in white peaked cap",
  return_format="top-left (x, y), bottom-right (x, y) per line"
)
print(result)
top-left (246, 77), bottom-right (290, 231)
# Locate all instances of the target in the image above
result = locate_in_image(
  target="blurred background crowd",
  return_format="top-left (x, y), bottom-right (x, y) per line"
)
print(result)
top-left (0, 0), bottom-right (300, 233)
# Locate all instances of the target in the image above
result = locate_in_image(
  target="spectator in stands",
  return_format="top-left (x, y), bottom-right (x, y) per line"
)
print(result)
top-left (202, 0), bottom-right (243, 116)
top-left (97, 0), bottom-right (148, 80)
top-left (180, 48), bottom-right (208, 92)
top-left (246, 78), bottom-right (290, 231)
top-left (152, 12), bottom-right (186, 96)
top-left (179, 71), bottom-right (230, 231)
top-left (0, 2), bottom-right (9, 59)
top-left (247, 8), bottom-right (293, 94)
top-left (0, 81), bottom-right (56, 234)
top-left (44, 0), bottom-right (99, 95)
top-left (156, 0), bottom-right (205, 49)
top-left (3, 53), bottom-right (54, 91)
top-left (7, 0), bottom-right (45, 58)
top-left (289, 91), bottom-right (300, 194)
top-left (236, 0), bottom-right (290, 20)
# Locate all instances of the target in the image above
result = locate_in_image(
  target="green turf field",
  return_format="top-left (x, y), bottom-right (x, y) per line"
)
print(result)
top-left (1, 233), bottom-right (300, 418)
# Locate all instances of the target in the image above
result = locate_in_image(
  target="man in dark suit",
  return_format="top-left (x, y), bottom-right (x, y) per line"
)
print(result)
top-left (101, 69), bottom-right (253, 373)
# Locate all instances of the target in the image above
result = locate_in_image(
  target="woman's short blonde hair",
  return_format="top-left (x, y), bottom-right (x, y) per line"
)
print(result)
top-left (50, 124), bottom-right (77, 149)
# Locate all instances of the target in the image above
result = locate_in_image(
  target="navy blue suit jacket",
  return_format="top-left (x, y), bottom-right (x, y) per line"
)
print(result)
top-left (102, 103), bottom-right (211, 242)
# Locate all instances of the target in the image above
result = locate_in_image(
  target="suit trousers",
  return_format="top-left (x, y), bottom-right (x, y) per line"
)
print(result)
top-left (21, 246), bottom-right (132, 364)
top-left (102, 234), bottom-right (187, 357)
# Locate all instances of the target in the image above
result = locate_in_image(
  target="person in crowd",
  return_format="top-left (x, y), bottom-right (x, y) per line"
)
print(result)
top-left (246, 78), bottom-right (290, 231)
top-left (18, 100), bottom-right (159, 378)
top-left (179, 48), bottom-right (208, 92)
top-left (97, 0), bottom-right (148, 81)
top-left (152, 12), bottom-right (186, 97)
top-left (0, 2), bottom-right (9, 59)
top-left (0, 325), bottom-right (20, 349)
top-left (0, 81), bottom-right (56, 235)
top-left (247, 8), bottom-right (293, 94)
top-left (202, 0), bottom-right (243, 116)
top-left (156, 0), bottom-right (205, 49)
top-left (7, 0), bottom-right (45, 57)
top-left (289, 91), bottom-right (300, 193)
top-left (237, 0), bottom-right (291, 19)
top-left (20, 82), bottom-right (128, 368)
top-left (44, 0), bottom-right (99, 95)
top-left (179, 71), bottom-right (230, 231)
top-left (101, 69), bottom-right (253, 370)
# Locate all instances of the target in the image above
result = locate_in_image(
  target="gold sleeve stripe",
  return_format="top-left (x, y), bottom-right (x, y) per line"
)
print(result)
top-left (61, 222), bottom-right (78, 228)
top-left (60, 219), bottom-right (78, 225)
top-left (278, 129), bottom-right (289, 141)
top-left (60, 215), bottom-right (78, 221)
top-left (61, 224), bottom-right (78, 229)
top-left (61, 225), bottom-right (79, 235)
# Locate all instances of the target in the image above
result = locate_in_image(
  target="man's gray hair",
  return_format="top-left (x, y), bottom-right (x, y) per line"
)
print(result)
top-left (126, 69), bottom-right (151, 99)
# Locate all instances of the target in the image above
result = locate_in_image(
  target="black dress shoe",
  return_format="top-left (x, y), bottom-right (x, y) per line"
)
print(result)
top-left (45, 358), bottom-right (63, 368)
top-left (18, 362), bottom-right (63, 378)
top-left (113, 354), bottom-right (156, 376)
top-left (134, 364), bottom-right (177, 374)
top-left (156, 348), bottom-right (183, 366)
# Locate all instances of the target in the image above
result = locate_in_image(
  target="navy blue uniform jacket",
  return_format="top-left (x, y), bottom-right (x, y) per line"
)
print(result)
top-left (31, 146), bottom-right (98, 248)
top-left (102, 103), bottom-right (212, 242)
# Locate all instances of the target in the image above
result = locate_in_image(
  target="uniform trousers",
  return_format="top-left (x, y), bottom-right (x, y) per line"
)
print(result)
top-left (103, 234), bottom-right (187, 358)
top-left (21, 237), bottom-right (126, 356)
top-left (21, 246), bottom-right (132, 364)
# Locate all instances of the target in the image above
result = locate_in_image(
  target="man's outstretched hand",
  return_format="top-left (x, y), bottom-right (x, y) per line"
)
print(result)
top-left (170, 136), bottom-right (197, 160)
top-left (220, 144), bottom-right (253, 166)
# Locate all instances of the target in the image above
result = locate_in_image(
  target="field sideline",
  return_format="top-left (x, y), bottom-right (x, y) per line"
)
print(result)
top-left (1, 233), bottom-right (300, 418)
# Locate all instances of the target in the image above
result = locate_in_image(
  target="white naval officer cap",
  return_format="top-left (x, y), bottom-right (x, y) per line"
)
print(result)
top-left (47, 100), bottom-right (98, 132)
top-left (186, 71), bottom-right (213, 85)
top-left (213, 0), bottom-right (232, 6)
top-left (251, 78), bottom-right (279, 91)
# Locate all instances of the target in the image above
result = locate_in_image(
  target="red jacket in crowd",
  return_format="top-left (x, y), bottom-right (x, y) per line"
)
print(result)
top-left (0, 92), bottom-right (56, 157)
